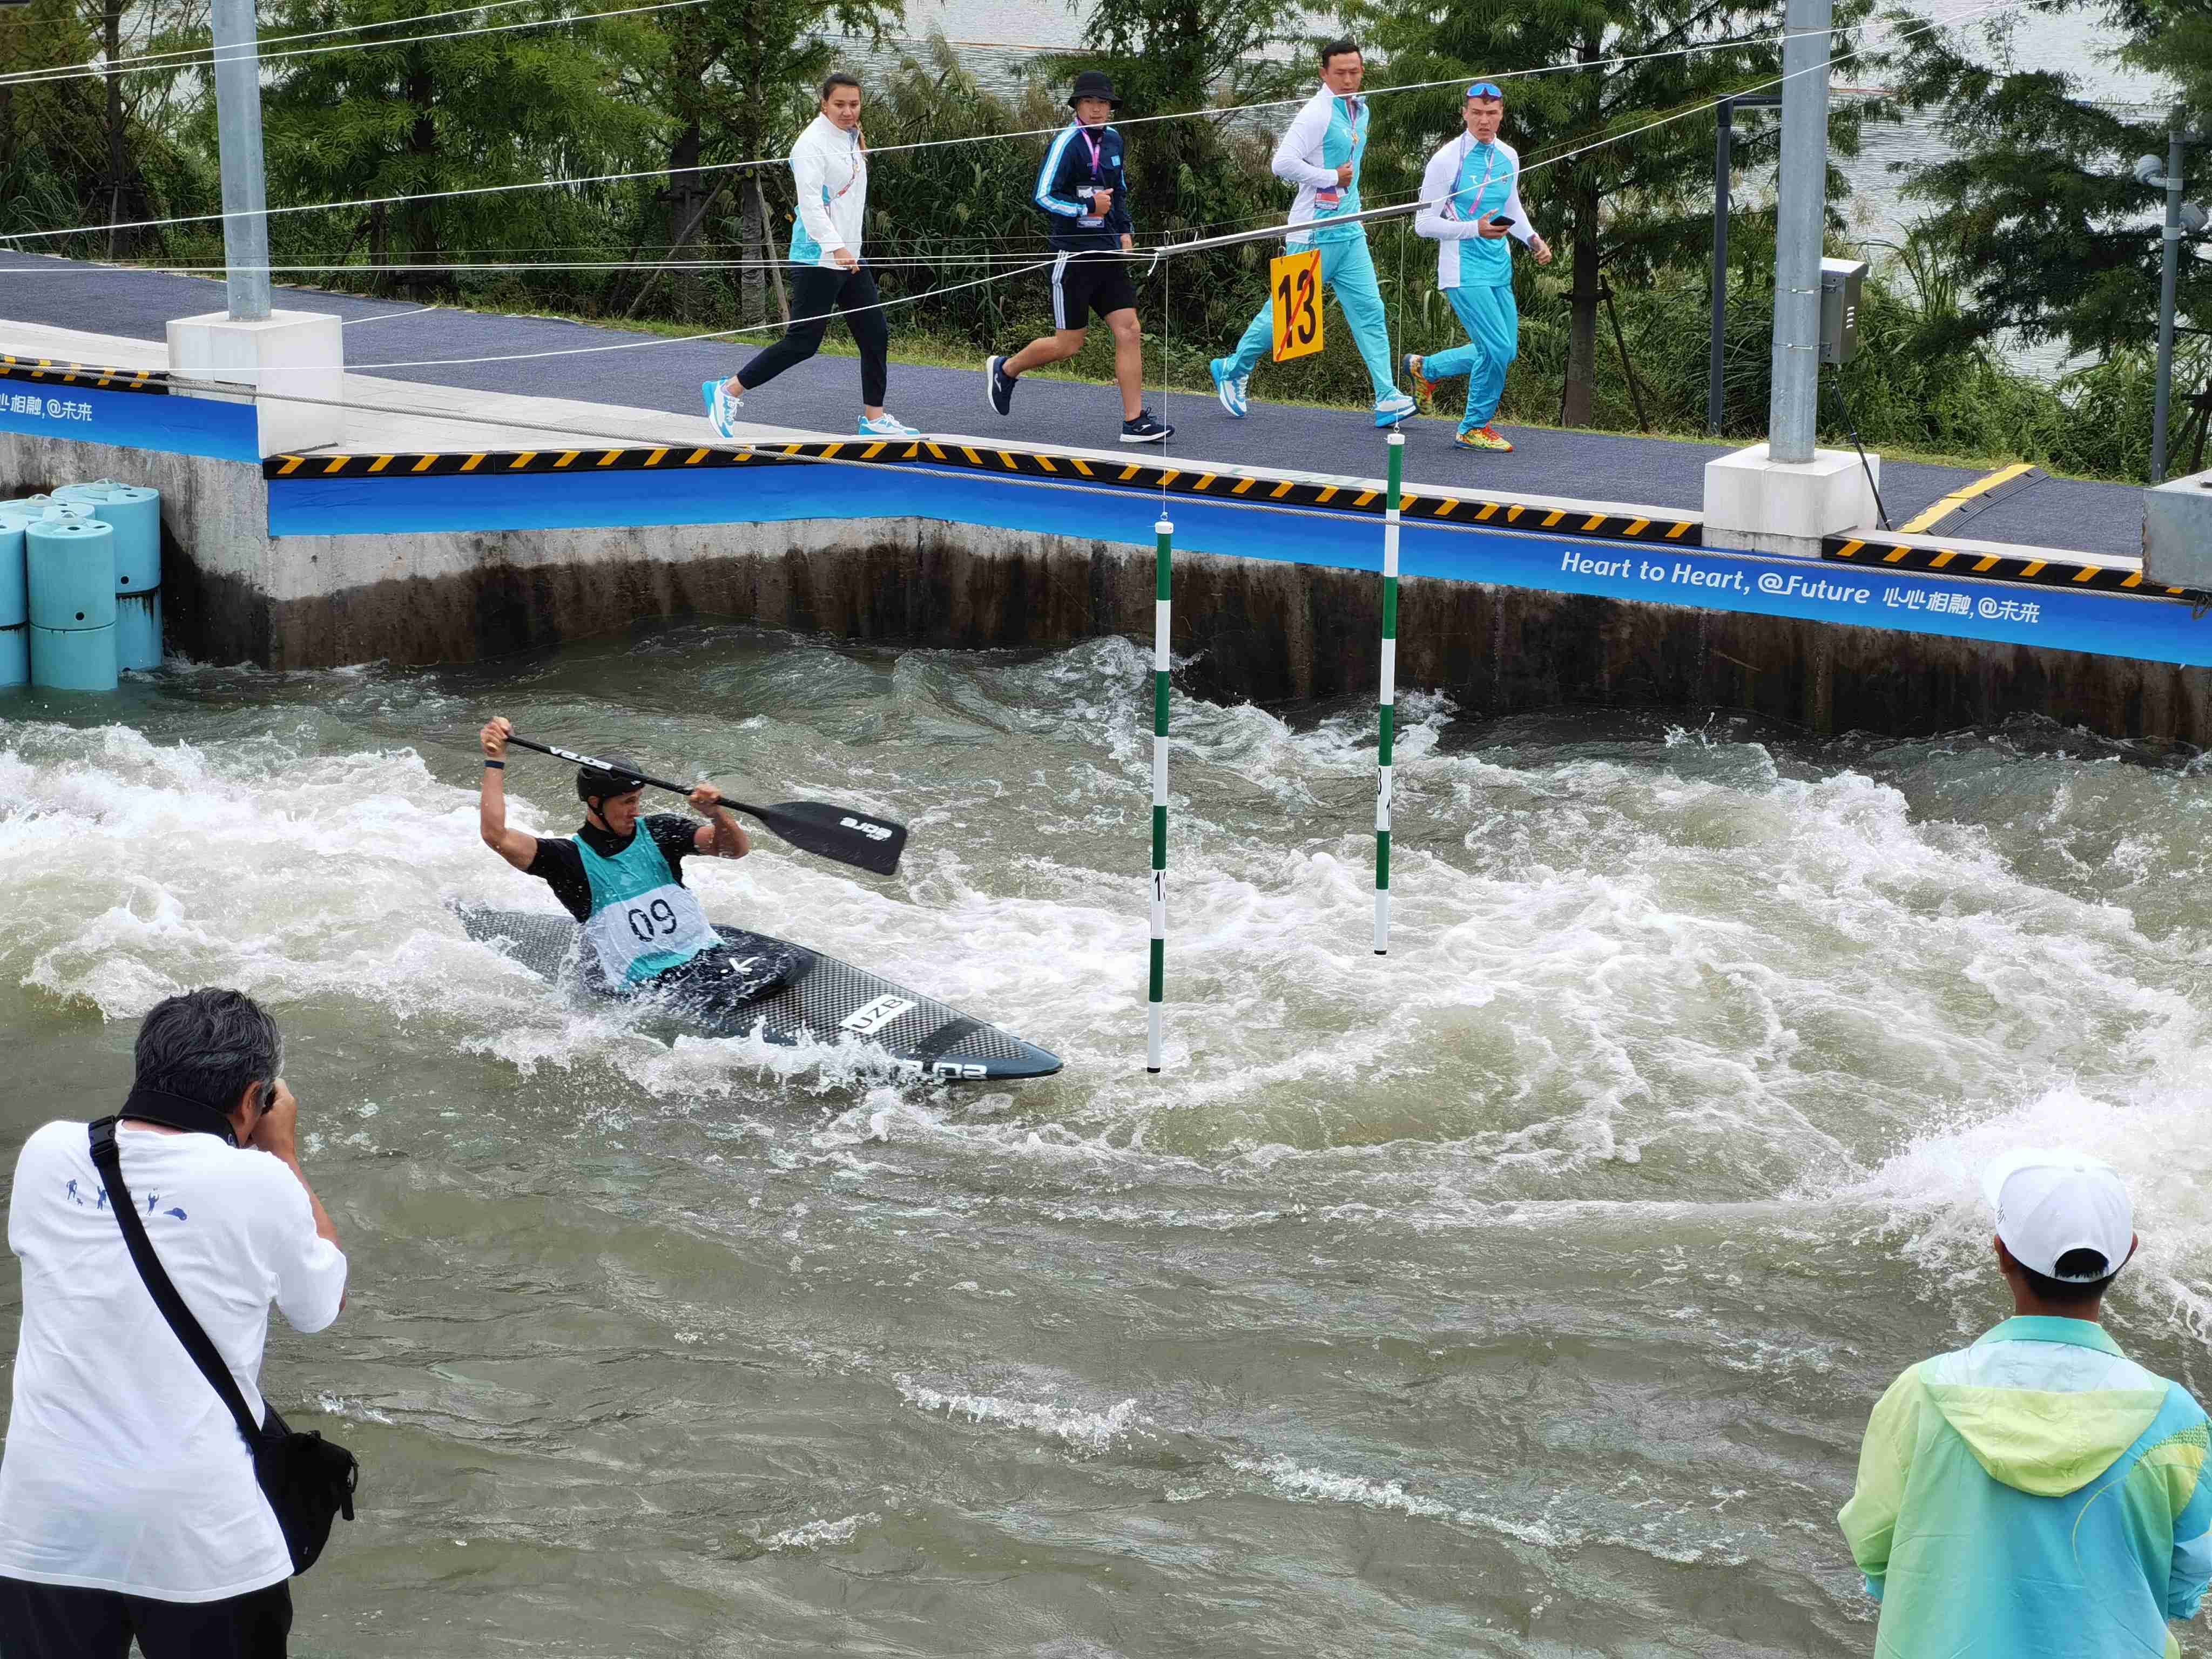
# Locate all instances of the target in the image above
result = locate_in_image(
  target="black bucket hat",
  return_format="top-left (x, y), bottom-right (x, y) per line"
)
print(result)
top-left (1068, 70), bottom-right (1122, 109)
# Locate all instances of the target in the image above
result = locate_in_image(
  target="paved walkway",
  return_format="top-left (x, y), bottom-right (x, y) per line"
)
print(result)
top-left (0, 252), bottom-right (2144, 557)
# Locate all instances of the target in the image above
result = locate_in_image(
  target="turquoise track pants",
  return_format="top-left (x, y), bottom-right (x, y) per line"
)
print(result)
top-left (1422, 282), bottom-right (1518, 431)
top-left (1223, 234), bottom-right (1398, 403)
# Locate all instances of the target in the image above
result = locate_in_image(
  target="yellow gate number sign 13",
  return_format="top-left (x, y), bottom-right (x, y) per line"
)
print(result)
top-left (1270, 248), bottom-right (1324, 362)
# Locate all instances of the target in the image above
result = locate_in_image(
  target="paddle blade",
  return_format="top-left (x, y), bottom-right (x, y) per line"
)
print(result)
top-left (744, 800), bottom-right (907, 876)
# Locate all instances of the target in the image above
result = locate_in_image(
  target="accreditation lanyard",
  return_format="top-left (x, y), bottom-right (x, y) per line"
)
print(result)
top-left (1077, 126), bottom-right (1107, 224)
top-left (828, 130), bottom-right (864, 201)
top-left (1449, 136), bottom-right (1505, 224)
top-left (1316, 96), bottom-right (1362, 208)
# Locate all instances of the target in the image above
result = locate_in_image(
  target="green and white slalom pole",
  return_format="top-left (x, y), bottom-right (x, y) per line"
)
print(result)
top-left (1149, 514), bottom-right (1172, 1072)
top-left (1374, 430), bottom-right (1404, 955)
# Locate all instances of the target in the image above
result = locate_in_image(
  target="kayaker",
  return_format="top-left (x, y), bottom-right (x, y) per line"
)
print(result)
top-left (476, 716), bottom-right (790, 1001)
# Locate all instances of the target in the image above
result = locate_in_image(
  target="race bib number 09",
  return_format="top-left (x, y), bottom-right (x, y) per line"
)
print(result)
top-left (1271, 249), bottom-right (1324, 363)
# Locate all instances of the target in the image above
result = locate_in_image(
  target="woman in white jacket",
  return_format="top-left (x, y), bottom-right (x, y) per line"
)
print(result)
top-left (704, 73), bottom-right (917, 439)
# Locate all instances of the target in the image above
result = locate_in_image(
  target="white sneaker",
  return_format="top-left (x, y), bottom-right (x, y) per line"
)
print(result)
top-left (702, 377), bottom-right (743, 439)
top-left (1372, 390), bottom-right (1416, 428)
top-left (1210, 357), bottom-right (1249, 419)
top-left (859, 412), bottom-right (920, 438)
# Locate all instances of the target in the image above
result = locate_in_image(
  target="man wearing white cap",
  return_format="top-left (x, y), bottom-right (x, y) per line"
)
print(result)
top-left (1839, 1150), bottom-right (2212, 1659)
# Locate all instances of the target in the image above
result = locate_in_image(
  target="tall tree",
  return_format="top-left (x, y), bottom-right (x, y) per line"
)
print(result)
top-left (1891, 0), bottom-right (2207, 360)
top-left (1043, 0), bottom-right (1295, 247)
top-left (1353, 0), bottom-right (1872, 426)
top-left (1, 0), bottom-right (204, 251)
top-left (623, 0), bottom-right (900, 326)
top-left (260, 0), bottom-right (657, 299)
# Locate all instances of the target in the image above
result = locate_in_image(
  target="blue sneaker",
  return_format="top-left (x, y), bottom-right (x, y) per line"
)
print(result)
top-left (1210, 357), bottom-right (1248, 419)
top-left (859, 412), bottom-right (920, 438)
top-left (1373, 390), bottom-right (1416, 428)
top-left (1119, 408), bottom-right (1173, 444)
top-left (703, 377), bottom-right (742, 439)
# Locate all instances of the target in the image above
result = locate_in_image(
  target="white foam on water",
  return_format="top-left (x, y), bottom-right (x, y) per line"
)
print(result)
top-left (1826, 1080), bottom-right (2212, 1343)
top-left (894, 1377), bottom-right (1147, 1454)
top-left (315, 1393), bottom-right (397, 1426)
top-left (9, 640), bottom-right (2212, 1209)
top-left (1228, 1455), bottom-right (1749, 1565)
top-left (760, 1511), bottom-right (879, 1552)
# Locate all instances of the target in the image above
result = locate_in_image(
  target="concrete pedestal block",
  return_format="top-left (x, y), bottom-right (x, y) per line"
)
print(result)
top-left (1703, 442), bottom-right (1883, 560)
top-left (166, 310), bottom-right (343, 458)
top-left (2144, 466), bottom-right (2212, 590)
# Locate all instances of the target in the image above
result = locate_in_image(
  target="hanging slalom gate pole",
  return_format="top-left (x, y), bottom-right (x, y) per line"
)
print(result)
top-left (1148, 515), bottom-right (1173, 1072)
top-left (1374, 431), bottom-right (1403, 955)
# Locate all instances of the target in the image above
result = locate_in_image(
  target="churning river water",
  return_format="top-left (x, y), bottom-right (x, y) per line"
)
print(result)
top-left (4, 625), bottom-right (2211, 1658)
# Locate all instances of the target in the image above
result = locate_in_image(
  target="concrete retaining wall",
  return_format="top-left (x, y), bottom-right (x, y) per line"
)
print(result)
top-left (6, 429), bottom-right (2210, 746)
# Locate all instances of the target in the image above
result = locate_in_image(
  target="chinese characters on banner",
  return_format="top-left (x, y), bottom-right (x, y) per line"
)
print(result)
top-left (3, 394), bottom-right (95, 422)
top-left (1883, 586), bottom-right (2040, 624)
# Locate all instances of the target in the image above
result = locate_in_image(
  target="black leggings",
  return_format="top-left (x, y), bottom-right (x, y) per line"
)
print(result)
top-left (737, 262), bottom-right (888, 407)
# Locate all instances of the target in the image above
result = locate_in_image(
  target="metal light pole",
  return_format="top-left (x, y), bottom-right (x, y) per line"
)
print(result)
top-left (1710, 98), bottom-right (1734, 436)
top-left (1768, 0), bottom-right (1834, 464)
top-left (1709, 93), bottom-right (1783, 436)
top-left (210, 0), bottom-right (271, 321)
top-left (2152, 110), bottom-right (2186, 484)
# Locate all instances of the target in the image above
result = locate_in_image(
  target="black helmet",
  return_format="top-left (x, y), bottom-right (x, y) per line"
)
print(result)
top-left (1068, 70), bottom-right (1121, 109)
top-left (576, 755), bottom-right (646, 805)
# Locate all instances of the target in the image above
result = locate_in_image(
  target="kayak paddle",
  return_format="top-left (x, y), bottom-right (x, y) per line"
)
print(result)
top-left (501, 733), bottom-right (907, 877)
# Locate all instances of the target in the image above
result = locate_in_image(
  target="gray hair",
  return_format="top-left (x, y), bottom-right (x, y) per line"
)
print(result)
top-left (133, 988), bottom-right (284, 1110)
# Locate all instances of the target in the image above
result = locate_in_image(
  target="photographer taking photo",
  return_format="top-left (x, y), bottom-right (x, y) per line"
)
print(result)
top-left (0, 988), bottom-right (347, 1659)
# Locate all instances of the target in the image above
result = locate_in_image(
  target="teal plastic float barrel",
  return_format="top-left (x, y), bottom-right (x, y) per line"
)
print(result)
top-left (55, 480), bottom-right (160, 670)
top-left (26, 516), bottom-right (117, 691)
top-left (0, 518), bottom-right (25, 687)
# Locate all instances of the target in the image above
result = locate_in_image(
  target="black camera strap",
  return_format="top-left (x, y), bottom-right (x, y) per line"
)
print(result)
top-left (87, 1117), bottom-right (266, 1453)
top-left (118, 1084), bottom-right (239, 1145)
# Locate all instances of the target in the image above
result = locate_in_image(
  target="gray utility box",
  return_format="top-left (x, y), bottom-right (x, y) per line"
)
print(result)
top-left (1820, 258), bottom-right (1867, 366)
top-left (2144, 465), bottom-right (2212, 591)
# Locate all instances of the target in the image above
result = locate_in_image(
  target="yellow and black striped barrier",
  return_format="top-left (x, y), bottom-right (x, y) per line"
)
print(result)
top-left (266, 444), bottom-right (767, 478)
top-left (1824, 534), bottom-right (2188, 598)
top-left (265, 434), bottom-right (1706, 546)
top-left (0, 355), bottom-right (167, 394)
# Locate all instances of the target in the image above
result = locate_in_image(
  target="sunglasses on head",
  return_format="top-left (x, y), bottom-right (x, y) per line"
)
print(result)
top-left (1466, 82), bottom-right (1503, 99)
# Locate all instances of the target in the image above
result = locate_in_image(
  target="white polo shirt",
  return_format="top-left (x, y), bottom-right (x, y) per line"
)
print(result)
top-left (0, 1121), bottom-right (347, 1602)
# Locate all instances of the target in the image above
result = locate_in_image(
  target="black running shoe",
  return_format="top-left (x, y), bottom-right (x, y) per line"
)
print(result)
top-left (986, 355), bottom-right (1015, 417)
top-left (1120, 408), bottom-right (1173, 444)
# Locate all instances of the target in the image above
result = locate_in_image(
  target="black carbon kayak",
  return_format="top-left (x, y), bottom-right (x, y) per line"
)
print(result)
top-left (454, 906), bottom-right (1063, 1082)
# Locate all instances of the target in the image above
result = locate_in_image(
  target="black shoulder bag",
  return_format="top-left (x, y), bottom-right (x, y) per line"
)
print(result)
top-left (89, 1110), bottom-right (359, 1575)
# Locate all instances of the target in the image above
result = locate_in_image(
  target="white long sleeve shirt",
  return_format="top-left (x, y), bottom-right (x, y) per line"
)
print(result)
top-left (1271, 84), bottom-right (1371, 246)
top-left (787, 113), bottom-right (868, 270)
top-left (1414, 133), bottom-right (1534, 289)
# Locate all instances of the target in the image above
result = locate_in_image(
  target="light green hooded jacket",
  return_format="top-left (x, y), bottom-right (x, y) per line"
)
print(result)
top-left (1839, 1317), bottom-right (2212, 1658)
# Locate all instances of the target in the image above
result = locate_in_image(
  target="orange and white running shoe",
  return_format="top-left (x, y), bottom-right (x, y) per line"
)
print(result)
top-left (1401, 353), bottom-right (1440, 410)
top-left (1453, 424), bottom-right (1514, 452)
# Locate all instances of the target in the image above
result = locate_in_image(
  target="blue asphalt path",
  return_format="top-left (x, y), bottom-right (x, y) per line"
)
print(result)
top-left (0, 252), bottom-right (2143, 558)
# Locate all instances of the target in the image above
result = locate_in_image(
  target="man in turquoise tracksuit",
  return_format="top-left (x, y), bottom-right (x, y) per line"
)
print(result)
top-left (1839, 1149), bottom-right (2212, 1659)
top-left (1209, 38), bottom-right (1415, 430)
top-left (1405, 81), bottom-right (1552, 453)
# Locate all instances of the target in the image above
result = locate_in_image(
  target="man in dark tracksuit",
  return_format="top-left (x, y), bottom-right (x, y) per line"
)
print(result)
top-left (985, 70), bottom-right (1171, 444)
